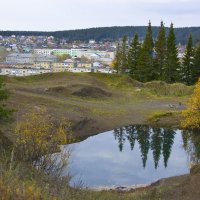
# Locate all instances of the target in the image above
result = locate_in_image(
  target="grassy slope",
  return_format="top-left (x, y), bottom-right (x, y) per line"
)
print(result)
top-left (3, 72), bottom-right (193, 139)
top-left (1, 72), bottom-right (199, 200)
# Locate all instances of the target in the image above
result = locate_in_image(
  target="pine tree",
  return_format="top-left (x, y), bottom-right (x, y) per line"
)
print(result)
top-left (112, 43), bottom-right (121, 73)
top-left (127, 33), bottom-right (141, 78)
top-left (181, 34), bottom-right (195, 85)
top-left (120, 35), bottom-right (128, 74)
top-left (164, 23), bottom-right (180, 83)
top-left (193, 42), bottom-right (200, 83)
top-left (136, 21), bottom-right (154, 82)
top-left (154, 21), bottom-right (166, 80)
top-left (113, 36), bottom-right (128, 74)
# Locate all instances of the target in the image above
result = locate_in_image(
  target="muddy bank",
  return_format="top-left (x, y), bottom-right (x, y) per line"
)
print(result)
top-left (71, 110), bottom-right (182, 138)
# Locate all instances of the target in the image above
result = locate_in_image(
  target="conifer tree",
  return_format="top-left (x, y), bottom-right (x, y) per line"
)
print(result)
top-left (120, 35), bottom-right (128, 74)
top-left (181, 34), bottom-right (194, 85)
top-left (154, 21), bottom-right (166, 80)
top-left (164, 23), bottom-right (180, 83)
top-left (113, 36), bottom-right (128, 74)
top-left (127, 33), bottom-right (141, 78)
top-left (193, 42), bottom-right (200, 83)
top-left (113, 43), bottom-right (121, 73)
top-left (136, 21), bottom-right (154, 82)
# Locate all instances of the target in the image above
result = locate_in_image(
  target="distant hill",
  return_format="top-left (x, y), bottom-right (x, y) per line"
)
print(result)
top-left (1, 26), bottom-right (200, 45)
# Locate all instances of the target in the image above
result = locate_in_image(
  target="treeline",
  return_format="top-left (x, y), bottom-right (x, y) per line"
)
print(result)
top-left (113, 22), bottom-right (200, 85)
top-left (0, 26), bottom-right (200, 44)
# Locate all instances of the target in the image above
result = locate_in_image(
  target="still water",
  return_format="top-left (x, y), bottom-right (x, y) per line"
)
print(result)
top-left (63, 125), bottom-right (199, 188)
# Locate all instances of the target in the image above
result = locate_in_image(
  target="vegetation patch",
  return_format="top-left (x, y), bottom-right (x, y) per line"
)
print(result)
top-left (148, 111), bottom-right (180, 123)
top-left (144, 81), bottom-right (194, 96)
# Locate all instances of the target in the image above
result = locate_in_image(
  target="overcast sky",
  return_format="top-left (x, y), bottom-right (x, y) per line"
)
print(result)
top-left (1, 0), bottom-right (200, 31)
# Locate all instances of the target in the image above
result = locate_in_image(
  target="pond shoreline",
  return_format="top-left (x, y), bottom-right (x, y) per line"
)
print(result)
top-left (90, 183), bottom-right (151, 192)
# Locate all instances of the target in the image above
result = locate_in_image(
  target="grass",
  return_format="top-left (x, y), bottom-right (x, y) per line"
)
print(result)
top-left (144, 81), bottom-right (194, 97)
top-left (148, 110), bottom-right (180, 122)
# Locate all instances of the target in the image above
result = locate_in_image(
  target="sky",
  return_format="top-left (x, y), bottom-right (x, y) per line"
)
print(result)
top-left (0, 0), bottom-right (200, 31)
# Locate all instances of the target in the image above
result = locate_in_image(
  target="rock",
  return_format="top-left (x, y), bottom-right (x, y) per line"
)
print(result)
top-left (135, 88), bottom-right (141, 92)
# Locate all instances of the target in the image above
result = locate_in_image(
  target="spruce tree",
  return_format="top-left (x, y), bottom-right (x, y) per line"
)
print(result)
top-left (113, 43), bottom-right (121, 73)
top-left (113, 36), bottom-right (128, 74)
top-left (164, 23), bottom-right (180, 83)
top-left (136, 21), bottom-right (154, 82)
top-left (182, 34), bottom-right (194, 85)
top-left (120, 35), bottom-right (128, 74)
top-left (127, 33), bottom-right (141, 78)
top-left (154, 21), bottom-right (166, 80)
top-left (193, 42), bottom-right (200, 83)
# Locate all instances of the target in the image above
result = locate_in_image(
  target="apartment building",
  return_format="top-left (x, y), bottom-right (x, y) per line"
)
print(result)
top-left (33, 49), bottom-right (115, 60)
top-left (52, 62), bottom-right (74, 72)
top-left (0, 68), bottom-right (51, 76)
top-left (6, 53), bottom-right (57, 64)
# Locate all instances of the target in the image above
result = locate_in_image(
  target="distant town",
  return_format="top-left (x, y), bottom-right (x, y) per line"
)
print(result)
top-left (0, 34), bottom-right (186, 76)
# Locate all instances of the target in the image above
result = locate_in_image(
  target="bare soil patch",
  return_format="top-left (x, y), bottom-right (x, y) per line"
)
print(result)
top-left (72, 86), bottom-right (112, 98)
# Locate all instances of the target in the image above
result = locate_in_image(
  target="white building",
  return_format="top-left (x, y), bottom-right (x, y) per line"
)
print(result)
top-left (33, 48), bottom-right (115, 60)
top-left (6, 53), bottom-right (57, 64)
top-left (33, 49), bottom-right (53, 56)
top-left (0, 68), bottom-right (51, 76)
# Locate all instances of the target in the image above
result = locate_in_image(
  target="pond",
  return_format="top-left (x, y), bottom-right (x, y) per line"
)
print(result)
top-left (62, 125), bottom-right (200, 188)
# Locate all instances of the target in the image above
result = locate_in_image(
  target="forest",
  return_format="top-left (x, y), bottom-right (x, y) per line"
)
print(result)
top-left (0, 26), bottom-right (200, 44)
top-left (113, 22), bottom-right (200, 85)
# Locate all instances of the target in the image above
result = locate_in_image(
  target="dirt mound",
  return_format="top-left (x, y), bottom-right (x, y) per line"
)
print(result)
top-left (44, 86), bottom-right (70, 94)
top-left (72, 86), bottom-right (112, 98)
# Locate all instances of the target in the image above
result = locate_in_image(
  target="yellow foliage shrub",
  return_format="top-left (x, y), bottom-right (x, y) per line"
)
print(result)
top-left (182, 79), bottom-right (200, 129)
top-left (0, 177), bottom-right (52, 200)
top-left (14, 107), bottom-right (72, 174)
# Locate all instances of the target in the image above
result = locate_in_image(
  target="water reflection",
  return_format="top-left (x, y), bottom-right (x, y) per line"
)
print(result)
top-left (182, 130), bottom-right (200, 165)
top-left (113, 125), bottom-right (176, 169)
top-left (66, 125), bottom-right (200, 187)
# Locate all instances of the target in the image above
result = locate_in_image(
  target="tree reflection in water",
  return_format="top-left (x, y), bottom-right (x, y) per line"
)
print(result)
top-left (113, 125), bottom-right (185, 169)
top-left (182, 130), bottom-right (200, 165)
